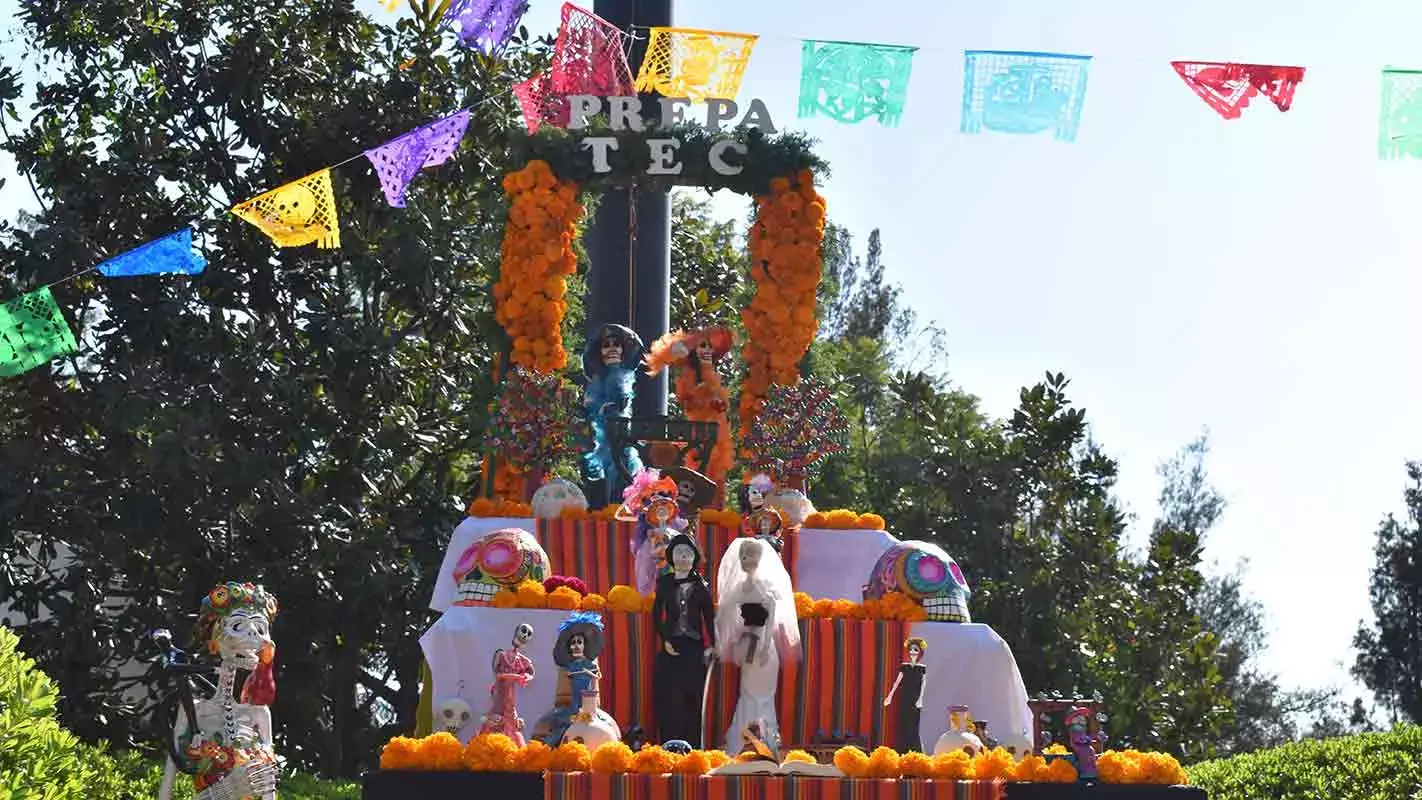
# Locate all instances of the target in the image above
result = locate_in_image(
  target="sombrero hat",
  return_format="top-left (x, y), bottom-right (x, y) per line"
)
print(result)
top-left (554, 611), bottom-right (605, 667)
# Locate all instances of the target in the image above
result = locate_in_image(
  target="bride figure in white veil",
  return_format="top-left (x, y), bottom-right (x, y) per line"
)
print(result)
top-left (715, 536), bottom-right (801, 754)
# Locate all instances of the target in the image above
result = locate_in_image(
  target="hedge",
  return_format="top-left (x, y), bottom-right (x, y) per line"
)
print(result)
top-left (1187, 725), bottom-right (1422, 800)
top-left (0, 625), bottom-right (356, 799)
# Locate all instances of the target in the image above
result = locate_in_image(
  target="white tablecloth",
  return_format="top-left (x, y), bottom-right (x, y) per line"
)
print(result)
top-left (422, 606), bottom-right (570, 741)
top-left (429, 517), bottom-right (536, 612)
top-left (793, 528), bottom-right (900, 600)
top-left (907, 622), bottom-right (1034, 752)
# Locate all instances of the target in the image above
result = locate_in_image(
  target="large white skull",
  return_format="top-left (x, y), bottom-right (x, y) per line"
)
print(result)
top-left (531, 478), bottom-right (588, 520)
top-left (436, 697), bottom-right (473, 735)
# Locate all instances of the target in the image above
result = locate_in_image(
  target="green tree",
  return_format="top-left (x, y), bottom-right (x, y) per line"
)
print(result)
top-left (1352, 461), bottom-right (1422, 724)
top-left (0, 0), bottom-right (549, 777)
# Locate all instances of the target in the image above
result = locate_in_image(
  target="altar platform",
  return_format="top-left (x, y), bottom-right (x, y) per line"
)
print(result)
top-left (362, 771), bottom-right (1207, 800)
top-left (422, 607), bottom-right (1033, 750)
top-left (429, 516), bottom-right (899, 612)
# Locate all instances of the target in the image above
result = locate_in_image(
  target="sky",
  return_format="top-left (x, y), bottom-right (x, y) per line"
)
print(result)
top-left (3, 0), bottom-right (1420, 704)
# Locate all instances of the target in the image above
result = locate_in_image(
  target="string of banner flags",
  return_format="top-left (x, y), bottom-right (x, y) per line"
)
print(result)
top-left (7, 0), bottom-right (1422, 377)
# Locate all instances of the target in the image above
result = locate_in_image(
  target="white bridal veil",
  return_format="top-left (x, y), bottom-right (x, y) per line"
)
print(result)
top-left (714, 537), bottom-right (801, 662)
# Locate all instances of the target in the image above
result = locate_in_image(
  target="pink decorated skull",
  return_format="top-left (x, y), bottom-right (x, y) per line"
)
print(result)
top-left (863, 540), bottom-right (972, 622)
top-left (453, 528), bottom-right (551, 605)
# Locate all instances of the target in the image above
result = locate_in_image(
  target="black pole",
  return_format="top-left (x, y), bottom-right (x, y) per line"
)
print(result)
top-left (587, 0), bottom-right (673, 418)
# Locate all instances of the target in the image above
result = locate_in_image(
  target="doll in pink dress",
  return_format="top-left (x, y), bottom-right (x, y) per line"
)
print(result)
top-left (481, 623), bottom-right (536, 745)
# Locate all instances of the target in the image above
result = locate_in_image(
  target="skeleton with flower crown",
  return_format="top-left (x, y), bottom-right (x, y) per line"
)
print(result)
top-left (159, 582), bottom-right (279, 800)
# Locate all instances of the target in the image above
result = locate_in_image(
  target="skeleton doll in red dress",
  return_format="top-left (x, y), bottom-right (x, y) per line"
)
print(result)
top-left (480, 623), bottom-right (536, 745)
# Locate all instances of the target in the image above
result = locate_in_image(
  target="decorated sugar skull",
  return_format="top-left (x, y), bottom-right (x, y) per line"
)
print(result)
top-left (436, 697), bottom-right (473, 735)
top-left (863, 540), bottom-right (972, 622)
top-left (532, 478), bottom-right (588, 520)
top-left (196, 581), bottom-right (278, 670)
top-left (764, 488), bottom-right (815, 526)
top-left (453, 528), bottom-right (551, 605)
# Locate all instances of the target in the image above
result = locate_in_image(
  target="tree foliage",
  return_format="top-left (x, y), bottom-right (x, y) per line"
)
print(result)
top-left (1353, 461), bottom-right (1422, 724)
top-left (0, 0), bottom-right (550, 777)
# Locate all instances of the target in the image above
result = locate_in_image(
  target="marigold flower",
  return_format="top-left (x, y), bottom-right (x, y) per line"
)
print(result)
top-left (462, 733), bottom-right (521, 772)
top-left (590, 741), bottom-right (634, 773)
top-left (674, 750), bottom-right (711, 775)
top-left (631, 745), bottom-right (678, 774)
top-left (549, 741), bottom-right (591, 772)
top-left (899, 751), bottom-right (934, 778)
top-left (379, 736), bottom-right (422, 770)
top-left (420, 732), bottom-right (465, 771)
top-left (832, 745), bottom-right (869, 778)
top-left (931, 750), bottom-right (975, 780)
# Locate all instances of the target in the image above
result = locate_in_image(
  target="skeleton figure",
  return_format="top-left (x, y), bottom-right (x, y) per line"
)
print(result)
top-left (436, 697), bottom-right (474, 736)
top-left (160, 582), bottom-right (279, 800)
top-left (480, 623), bottom-right (536, 745)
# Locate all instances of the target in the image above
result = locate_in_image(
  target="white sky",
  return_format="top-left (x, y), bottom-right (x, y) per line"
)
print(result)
top-left (4, 0), bottom-right (1418, 703)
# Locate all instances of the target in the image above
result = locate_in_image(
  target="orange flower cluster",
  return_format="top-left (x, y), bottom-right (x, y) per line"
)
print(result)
top-left (481, 581), bottom-right (924, 621)
top-left (832, 746), bottom-right (1077, 783)
top-left (1096, 750), bottom-right (1189, 785)
top-left (804, 510), bottom-right (886, 530)
top-left (467, 496), bottom-right (534, 518)
top-left (488, 580), bottom-right (621, 613)
top-left (496, 160), bottom-right (581, 373)
top-left (382, 733), bottom-right (736, 775)
top-left (740, 170), bottom-right (827, 433)
top-left (794, 591), bottom-right (929, 622)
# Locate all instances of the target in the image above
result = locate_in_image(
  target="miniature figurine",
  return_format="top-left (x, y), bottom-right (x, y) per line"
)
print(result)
top-left (582, 323), bottom-right (645, 509)
top-left (652, 533), bottom-right (716, 746)
top-left (159, 582), bottom-right (279, 800)
top-left (663, 465), bottom-right (717, 532)
top-left (1065, 707), bottom-right (1098, 780)
top-left (645, 327), bottom-right (734, 502)
top-left (437, 697), bottom-right (474, 736)
top-left (535, 612), bottom-right (620, 747)
top-left (480, 623), bottom-right (536, 745)
top-left (617, 469), bottom-right (686, 594)
top-left (933, 705), bottom-right (985, 757)
top-left (737, 473), bottom-right (774, 537)
top-left (973, 719), bottom-right (999, 750)
top-left (745, 506), bottom-right (786, 554)
top-left (715, 537), bottom-right (800, 753)
top-left (531, 477), bottom-right (588, 520)
top-left (882, 637), bottom-right (928, 752)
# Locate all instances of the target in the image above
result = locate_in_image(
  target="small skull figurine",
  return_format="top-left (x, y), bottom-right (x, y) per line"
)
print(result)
top-left (514, 623), bottom-right (534, 647)
top-left (436, 697), bottom-right (473, 735)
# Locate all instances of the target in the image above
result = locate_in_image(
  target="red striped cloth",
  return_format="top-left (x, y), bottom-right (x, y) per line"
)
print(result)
top-left (592, 616), bottom-right (906, 749)
top-left (534, 521), bottom-right (798, 596)
top-left (545, 773), bottom-right (1004, 800)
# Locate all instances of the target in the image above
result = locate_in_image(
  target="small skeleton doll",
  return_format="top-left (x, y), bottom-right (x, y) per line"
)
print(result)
top-left (882, 637), bottom-right (928, 752)
top-left (480, 623), bottom-right (536, 745)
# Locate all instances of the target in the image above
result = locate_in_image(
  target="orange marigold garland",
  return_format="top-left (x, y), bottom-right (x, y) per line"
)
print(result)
top-left (496, 159), bottom-right (580, 374)
top-left (740, 170), bottom-right (827, 437)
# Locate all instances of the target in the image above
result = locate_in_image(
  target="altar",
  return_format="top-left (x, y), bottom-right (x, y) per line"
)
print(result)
top-left (422, 605), bottom-right (1033, 750)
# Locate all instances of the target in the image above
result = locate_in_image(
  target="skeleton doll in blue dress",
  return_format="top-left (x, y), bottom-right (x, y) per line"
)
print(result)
top-left (581, 324), bottom-right (644, 509)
